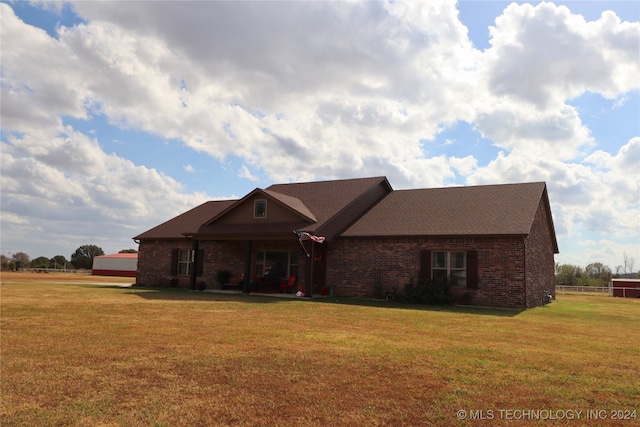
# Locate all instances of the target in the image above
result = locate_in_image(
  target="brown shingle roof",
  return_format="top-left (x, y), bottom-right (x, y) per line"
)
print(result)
top-left (265, 176), bottom-right (390, 232)
top-left (134, 200), bottom-right (237, 240)
top-left (189, 177), bottom-right (391, 240)
top-left (134, 178), bottom-right (557, 252)
top-left (342, 182), bottom-right (551, 238)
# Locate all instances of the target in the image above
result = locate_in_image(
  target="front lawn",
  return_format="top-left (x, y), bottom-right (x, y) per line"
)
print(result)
top-left (1, 279), bottom-right (638, 426)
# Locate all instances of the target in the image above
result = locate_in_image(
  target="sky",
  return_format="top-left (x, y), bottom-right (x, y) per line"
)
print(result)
top-left (1, 0), bottom-right (639, 272)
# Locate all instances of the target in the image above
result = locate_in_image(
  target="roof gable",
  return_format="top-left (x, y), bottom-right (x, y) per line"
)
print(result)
top-left (265, 176), bottom-right (392, 235)
top-left (204, 188), bottom-right (317, 225)
top-left (193, 176), bottom-right (391, 240)
top-left (342, 182), bottom-right (553, 239)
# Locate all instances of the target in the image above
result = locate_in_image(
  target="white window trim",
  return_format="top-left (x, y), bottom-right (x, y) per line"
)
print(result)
top-left (178, 249), bottom-right (194, 276)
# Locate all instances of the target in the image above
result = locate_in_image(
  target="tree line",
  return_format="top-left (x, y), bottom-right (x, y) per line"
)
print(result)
top-left (1, 245), bottom-right (138, 271)
top-left (555, 253), bottom-right (637, 287)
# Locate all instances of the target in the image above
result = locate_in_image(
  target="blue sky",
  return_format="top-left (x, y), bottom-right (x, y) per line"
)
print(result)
top-left (1, 0), bottom-right (639, 273)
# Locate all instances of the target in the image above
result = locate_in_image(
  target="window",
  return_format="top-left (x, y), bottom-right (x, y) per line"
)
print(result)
top-left (170, 248), bottom-right (203, 277)
top-left (254, 200), bottom-right (267, 218)
top-left (178, 249), bottom-right (194, 275)
top-left (255, 250), bottom-right (298, 279)
top-left (432, 251), bottom-right (466, 286)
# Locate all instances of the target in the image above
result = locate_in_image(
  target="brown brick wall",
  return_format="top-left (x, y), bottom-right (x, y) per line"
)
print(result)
top-left (137, 239), bottom-right (191, 287)
top-left (137, 239), bottom-right (305, 289)
top-left (198, 240), bottom-right (248, 287)
top-left (524, 199), bottom-right (557, 308)
top-left (138, 228), bottom-right (555, 309)
top-left (327, 236), bottom-right (529, 308)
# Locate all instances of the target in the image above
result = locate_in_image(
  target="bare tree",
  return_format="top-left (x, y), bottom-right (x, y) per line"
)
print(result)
top-left (585, 262), bottom-right (612, 281)
top-left (623, 252), bottom-right (635, 275)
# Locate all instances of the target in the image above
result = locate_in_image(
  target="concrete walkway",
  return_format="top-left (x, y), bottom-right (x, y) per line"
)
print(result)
top-left (203, 289), bottom-right (321, 299)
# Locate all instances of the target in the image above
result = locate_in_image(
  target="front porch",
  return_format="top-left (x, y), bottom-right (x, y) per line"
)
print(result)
top-left (194, 238), bottom-right (328, 297)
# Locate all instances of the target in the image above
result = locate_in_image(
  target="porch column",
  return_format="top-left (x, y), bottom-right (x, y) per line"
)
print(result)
top-left (304, 241), bottom-right (314, 297)
top-left (243, 240), bottom-right (252, 294)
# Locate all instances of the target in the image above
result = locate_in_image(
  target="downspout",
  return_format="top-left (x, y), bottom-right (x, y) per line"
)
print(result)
top-left (243, 240), bottom-right (252, 294)
top-left (522, 238), bottom-right (527, 308)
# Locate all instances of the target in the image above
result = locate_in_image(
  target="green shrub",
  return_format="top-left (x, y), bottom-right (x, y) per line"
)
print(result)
top-left (403, 276), bottom-right (455, 305)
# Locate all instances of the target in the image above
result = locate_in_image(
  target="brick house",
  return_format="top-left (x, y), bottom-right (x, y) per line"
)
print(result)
top-left (134, 176), bottom-right (558, 308)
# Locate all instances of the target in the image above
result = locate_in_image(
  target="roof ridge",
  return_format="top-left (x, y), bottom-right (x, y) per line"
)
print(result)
top-left (266, 175), bottom-right (387, 190)
top-left (392, 182), bottom-right (546, 192)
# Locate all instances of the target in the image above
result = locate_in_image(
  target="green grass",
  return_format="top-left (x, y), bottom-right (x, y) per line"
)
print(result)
top-left (1, 282), bottom-right (639, 426)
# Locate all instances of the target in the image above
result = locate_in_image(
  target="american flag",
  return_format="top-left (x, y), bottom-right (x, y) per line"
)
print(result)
top-left (295, 231), bottom-right (325, 243)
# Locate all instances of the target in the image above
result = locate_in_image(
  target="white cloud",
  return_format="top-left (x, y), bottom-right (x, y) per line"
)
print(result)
top-left (485, 3), bottom-right (640, 109)
top-left (45, 1), bottom-right (480, 178)
top-left (238, 165), bottom-right (259, 182)
top-left (1, 127), bottom-right (210, 257)
top-left (568, 239), bottom-right (639, 272)
top-left (474, 102), bottom-right (592, 160)
top-left (449, 156), bottom-right (478, 177)
top-left (0, 212), bottom-right (30, 226)
top-left (585, 136), bottom-right (640, 175)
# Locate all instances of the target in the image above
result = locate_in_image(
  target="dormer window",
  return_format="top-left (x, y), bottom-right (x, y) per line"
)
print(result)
top-left (254, 199), bottom-right (267, 218)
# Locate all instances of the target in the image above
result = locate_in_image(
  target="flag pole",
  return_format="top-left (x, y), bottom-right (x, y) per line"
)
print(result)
top-left (294, 231), bottom-right (311, 257)
top-left (301, 241), bottom-right (310, 257)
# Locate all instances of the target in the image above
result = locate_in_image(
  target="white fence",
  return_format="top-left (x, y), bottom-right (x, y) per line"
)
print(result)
top-left (17, 268), bottom-right (92, 274)
top-left (556, 286), bottom-right (609, 294)
top-left (556, 285), bottom-right (640, 298)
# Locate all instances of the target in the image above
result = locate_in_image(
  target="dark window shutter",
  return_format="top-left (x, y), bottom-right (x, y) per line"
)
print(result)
top-left (195, 249), bottom-right (204, 276)
top-left (170, 249), bottom-right (179, 275)
top-left (467, 250), bottom-right (478, 289)
top-left (420, 250), bottom-right (431, 280)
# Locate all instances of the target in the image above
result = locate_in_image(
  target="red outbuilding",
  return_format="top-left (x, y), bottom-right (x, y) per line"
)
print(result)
top-left (92, 253), bottom-right (138, 277)
top-left (610, 278), bottom-right (640, 298)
